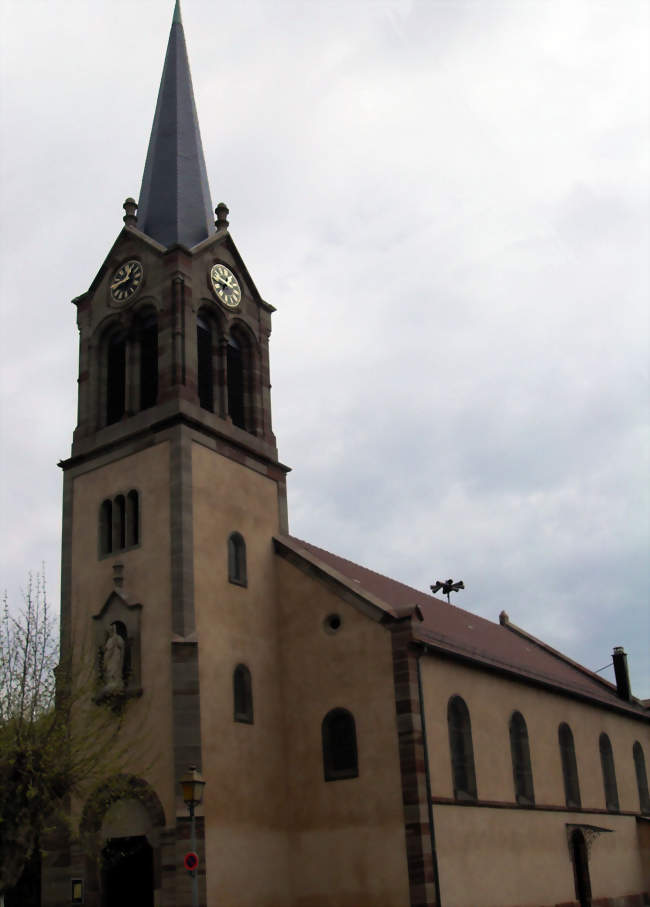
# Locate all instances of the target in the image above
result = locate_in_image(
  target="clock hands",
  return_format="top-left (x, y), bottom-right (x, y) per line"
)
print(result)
top-left (110, 261), bottom-right (142, 300)
top-left (210, 264), bottom-right (240, 307)
top-left (215, 274), bottom-right (235, 289)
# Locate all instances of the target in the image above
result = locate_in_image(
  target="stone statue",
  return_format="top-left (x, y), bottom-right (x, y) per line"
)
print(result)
top-left (103, 622), bottom-right (125, 693)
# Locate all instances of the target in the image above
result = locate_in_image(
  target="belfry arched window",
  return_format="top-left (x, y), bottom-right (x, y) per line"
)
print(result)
top-left (559, 723), bottom-right (581, 808)
top-left (509, 711), bottom-right (534, 805)
top-left (197, 313), bottom-right (214, 412)
top-left (447, 696), bottom-right (477, 800)
top-left (106, 331), bottom-right (126, 425)
top-left (633, 741), bottom-right (650, 814)
top-left (233, 664), bottom-right (253, 724)
top-left (137, 311), bottom-right (158, 410)
top-left (322, 708), bottom-right (358, 781)
top-left (599, 732), bottom-right (619, 812)
top-left (226, 326), bottom-right (257, 435)
top-left (101, 310), bottom-right (160, 428)
top-left (228, 532), bottom-right (247, 586)
top-left (227, 334), bottom-right (245, 428)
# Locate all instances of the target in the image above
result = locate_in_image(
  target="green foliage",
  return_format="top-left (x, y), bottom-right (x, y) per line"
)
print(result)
top-left (0, 572), bottom-right (129, 895)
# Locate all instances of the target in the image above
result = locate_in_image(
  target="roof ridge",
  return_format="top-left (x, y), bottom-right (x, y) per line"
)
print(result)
top-left (281, 535), bottom-right (648, 718)
top-left (499, 614), bottom-right (618, 694)
top-left (288, 533), bottom-right (433, 594)
top-left (287, 533), bottom-right (491, 623)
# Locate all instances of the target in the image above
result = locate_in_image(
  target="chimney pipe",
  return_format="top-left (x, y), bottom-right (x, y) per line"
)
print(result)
top-left (612, 647), bottom-right (631, 701)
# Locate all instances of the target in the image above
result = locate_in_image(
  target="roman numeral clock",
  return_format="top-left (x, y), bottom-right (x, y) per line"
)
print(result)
top-left (210, 263), bottom-right (241, 308)
top-left (110, 260), bottom-right (144, 304)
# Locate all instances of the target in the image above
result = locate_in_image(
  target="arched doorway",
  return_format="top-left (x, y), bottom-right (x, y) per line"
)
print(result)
top-left (570, 828), bottom-right (592, 907)
top-left (80, 774), bottom-right (165, 907)
top-left (101, 835), bottom-right (153, 907)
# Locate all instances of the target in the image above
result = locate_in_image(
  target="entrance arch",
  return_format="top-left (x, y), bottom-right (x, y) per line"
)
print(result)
top-left (101, 835), bottom-right (153, 907)
top-left (80, 775), bottom-right (165, 907)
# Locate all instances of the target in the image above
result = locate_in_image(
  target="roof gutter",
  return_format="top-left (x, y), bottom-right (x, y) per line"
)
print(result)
top-left (412, 640), bottom-right (649, 723)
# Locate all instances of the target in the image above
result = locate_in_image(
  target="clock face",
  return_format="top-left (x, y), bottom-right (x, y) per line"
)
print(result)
top-left (210, 263), bottom-right (241, 308)
top-left (110, 260), bottom-right (143, 303)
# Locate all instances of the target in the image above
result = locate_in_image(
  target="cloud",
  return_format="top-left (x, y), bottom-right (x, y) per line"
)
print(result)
top-left (1, 0), bottom-right (648, 695)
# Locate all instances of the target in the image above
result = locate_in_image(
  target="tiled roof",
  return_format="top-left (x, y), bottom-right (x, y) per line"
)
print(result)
top-left (277, 535), bottom-right (648, 719)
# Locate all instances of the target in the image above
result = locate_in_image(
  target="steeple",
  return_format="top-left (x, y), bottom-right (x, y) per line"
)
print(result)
top-left (137, 0), bottom-right (215, 248)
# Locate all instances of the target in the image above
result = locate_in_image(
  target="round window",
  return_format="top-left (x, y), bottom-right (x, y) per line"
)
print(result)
top-left (323, 613), bottom-right (342, 634)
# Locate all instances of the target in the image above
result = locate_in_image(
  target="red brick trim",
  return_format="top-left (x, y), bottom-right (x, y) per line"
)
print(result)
top-left (390, 622), bottom-right (439, 907)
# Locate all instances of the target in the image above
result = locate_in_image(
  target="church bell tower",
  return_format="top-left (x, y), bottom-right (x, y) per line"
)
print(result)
top-left (50, 3), bottom-right (289, 904)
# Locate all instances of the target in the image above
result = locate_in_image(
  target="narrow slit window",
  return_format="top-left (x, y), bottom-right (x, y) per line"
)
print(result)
top-left (100, 500), bottom-right (113, 555)
top-left (99, 490), bottom-right (140, 558)
top-left (559, 723), bottom-right (581, 808)
top-left (322, 708), bottom-right (358, 781)
top-left (228, 532), bottom-right (247, 586)
top-left (509, 711), bottom-right (534, 805)
top-left (114, 495), bottom-right (126, 551)
top-left (599, 733), bottom-right (619, 812)
top-left (447, 696), bottom-right (477, 801)
top-left (233, 664), bottom-right (253, 724)
top-left (126, 490), bottom-right (139, 547)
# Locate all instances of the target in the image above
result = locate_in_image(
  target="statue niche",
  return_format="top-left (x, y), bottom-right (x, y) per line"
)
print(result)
top-left (103, 620), bottom-right (128, 693)
top-left (93, 590), bottom-right (142, 703)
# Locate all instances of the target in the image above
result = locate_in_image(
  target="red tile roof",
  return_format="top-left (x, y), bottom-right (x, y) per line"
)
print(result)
top-left (276, 534), bottom-right (648, 719)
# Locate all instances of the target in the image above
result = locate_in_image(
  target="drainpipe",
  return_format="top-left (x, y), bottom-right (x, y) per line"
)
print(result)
top-left (416, 649), bottom-right (443, 906)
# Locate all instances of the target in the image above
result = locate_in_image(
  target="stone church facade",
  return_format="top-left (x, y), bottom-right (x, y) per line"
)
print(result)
top-left (42, 4), bottom-right (649, 906)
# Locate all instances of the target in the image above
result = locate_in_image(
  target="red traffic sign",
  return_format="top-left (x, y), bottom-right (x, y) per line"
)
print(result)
top-left (184, 852), bottom-right (199, 872)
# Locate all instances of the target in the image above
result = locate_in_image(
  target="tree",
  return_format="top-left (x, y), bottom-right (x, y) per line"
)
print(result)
top-left (0, 571), bottom-right (126, 898)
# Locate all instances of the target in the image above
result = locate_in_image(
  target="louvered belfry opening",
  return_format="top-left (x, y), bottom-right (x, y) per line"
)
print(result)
top-left (138, 312), bottom-right (158, 411)
top-left (227, 334), bottom-right (245, 429)
top-left (197, 314), bottom-right (214, 412)
top-left (106, 332), bottom-right (127, 425)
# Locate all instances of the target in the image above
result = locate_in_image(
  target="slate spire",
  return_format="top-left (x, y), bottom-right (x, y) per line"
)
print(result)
top-left (137, 0), bottom-right (214, 248)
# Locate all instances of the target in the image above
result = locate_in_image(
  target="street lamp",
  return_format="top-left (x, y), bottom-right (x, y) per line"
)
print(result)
top-left (181, 764), bottom-right (205, 907)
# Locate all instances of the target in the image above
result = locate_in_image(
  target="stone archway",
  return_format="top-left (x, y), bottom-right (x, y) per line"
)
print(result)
top-left (80, 775), bottom-right (165, 907)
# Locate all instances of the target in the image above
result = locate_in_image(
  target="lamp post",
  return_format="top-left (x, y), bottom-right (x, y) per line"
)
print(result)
top-left (180, 764), bottom-right (206, 907)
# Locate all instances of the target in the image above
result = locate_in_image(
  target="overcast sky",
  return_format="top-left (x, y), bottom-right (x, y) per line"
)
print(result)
top-left (1, 0), bottom-right (648, 696)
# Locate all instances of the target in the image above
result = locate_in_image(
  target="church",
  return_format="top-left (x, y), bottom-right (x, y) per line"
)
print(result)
top-left (42, 4), bottom-right (649, 906)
